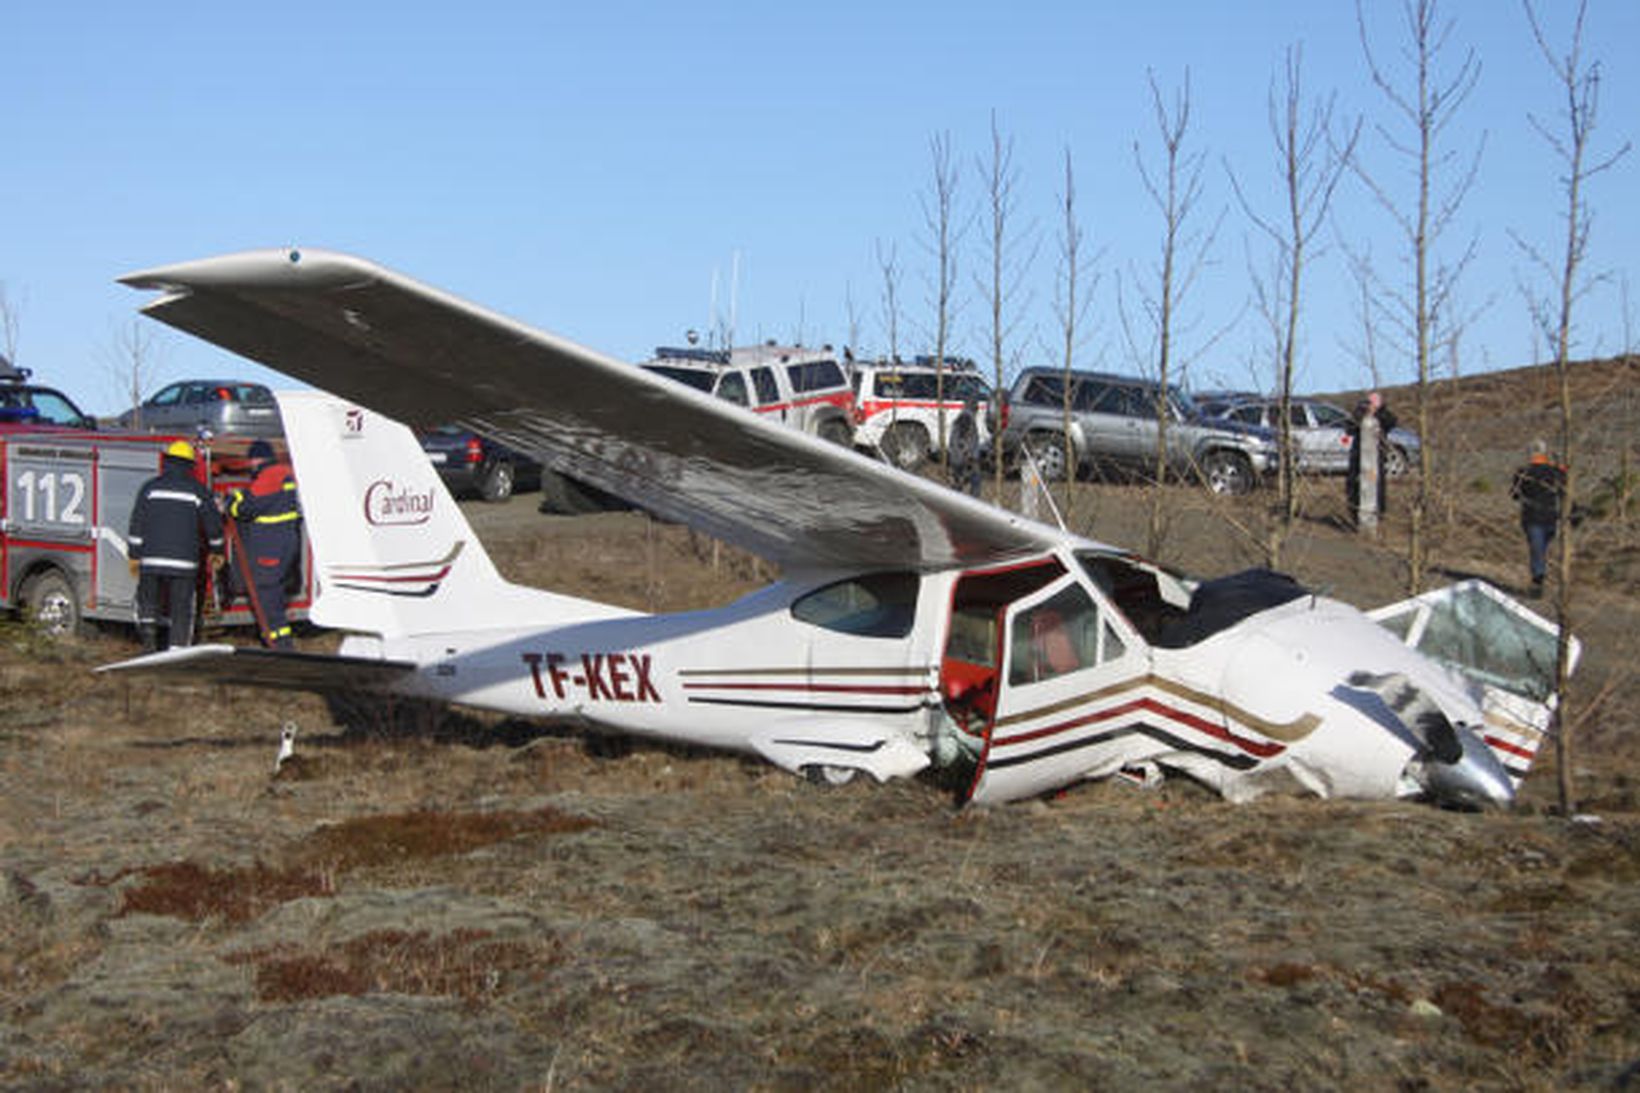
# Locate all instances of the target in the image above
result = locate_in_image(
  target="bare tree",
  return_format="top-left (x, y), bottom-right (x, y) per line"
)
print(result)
top-left (1228, 46), bottom-right (1359, 565)
top-left (1129, 68), bottom-right (1224, 556)
top-left (0, 283), bottom-right (20, 369)
top-left (874, 238), bottom-right (902, 362)
top-left (1620, 276), bottom-right (1635, 522)
top-left (976, 111), bottom-right (1036, 493)
top-left (1340, 244), bottom-right (1386, 388)
top-left (1353, 0), bottom-right (1484, 590)
top-left (919, 131), bottom-right (966, 477)
top-left (1053, 148), bottom-right (1098, 521)
top-left (1518, 0), bottom-right (1630, 814)
top-left (843, 283), bottom-right (863, 357)
top-left (790, 297), bottom-right (808, 349)
top-left (105, 319), bottom-right (166, 428)
top-left (708, 253), bottom-right (741, 351)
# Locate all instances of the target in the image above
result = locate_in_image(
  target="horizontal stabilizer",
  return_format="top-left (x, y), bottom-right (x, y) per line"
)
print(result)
top-left (96, 644), bottom-right (416, 693)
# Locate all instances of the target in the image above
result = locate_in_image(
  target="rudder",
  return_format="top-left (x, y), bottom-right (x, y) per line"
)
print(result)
top-left (275, 391), bottom-right (626, 637)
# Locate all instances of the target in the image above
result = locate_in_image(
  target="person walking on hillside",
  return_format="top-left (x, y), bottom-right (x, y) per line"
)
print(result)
top-left (128, 440), bottom-right (225, 652)
top-left (1345, 390), bottom-right (1397, 525)
top-left (1510, 438), bottom-right (1566, 599)
top-left (225, 439), bottom-right (303, 648)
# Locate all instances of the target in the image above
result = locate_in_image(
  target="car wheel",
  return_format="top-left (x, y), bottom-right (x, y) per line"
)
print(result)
top-left (24, 569), bottom-right (82, 639)
top-left (1201, 450), bottom-right (1254, 496)
top-left (478, 459), bottom-right (515, 502)
top-left (882, 422), bottom-right (930, 470)
top-left (1026, 432), bottom-right (1069, 482)
top-left (539, 470), bottom-right (628, 515)
top-left (817, 418), bottom-right (854, 448)
top-left (803, 764), bottom-right (859, 787)
top-left (1386, 444), bottom-right (1410, 478)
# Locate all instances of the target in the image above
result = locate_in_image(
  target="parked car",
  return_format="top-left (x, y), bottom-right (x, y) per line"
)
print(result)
top-left (419, 424), bottom-right (628, 512)
top-left (641, 344), bottom-right (855, 446)
top-left (995, 368), bottom-right (1277, 495)
top-left (419, 425), bottom-right (542, 502)
top-left (116, 379), bottom-right (284, 439)
top-left (1198, 395), bottom-right (1420, 477)
top-left (0, 358), bottom-right (98, 430)
top-left (849, 356), bottom-right (994, 469)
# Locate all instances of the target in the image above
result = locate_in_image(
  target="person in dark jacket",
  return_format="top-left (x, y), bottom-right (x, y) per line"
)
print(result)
top-left (947, 397), bottom-right (983, 497)
top-left (1345, 390), bottom-right (1398, 523)
top-left (226, 439), bottom-right (303, 648)
top-left (127, 440), bottom-right (225, 651)
top-left (1510, 438), bottom-right (1566, 598)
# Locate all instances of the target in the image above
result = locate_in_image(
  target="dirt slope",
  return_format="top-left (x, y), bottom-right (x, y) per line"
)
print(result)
top-left (2, 359), bottom-right (1637, 1090)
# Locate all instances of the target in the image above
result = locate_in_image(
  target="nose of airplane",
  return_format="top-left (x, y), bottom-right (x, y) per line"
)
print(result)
top-left (1417, 723), bottom-right (1517, 810)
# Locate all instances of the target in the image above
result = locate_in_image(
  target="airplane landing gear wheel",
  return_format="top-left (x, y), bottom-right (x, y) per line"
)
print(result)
top-left (803, 764), bottom-right (859, 787)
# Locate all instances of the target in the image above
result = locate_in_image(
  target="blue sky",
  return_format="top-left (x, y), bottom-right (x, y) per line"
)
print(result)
top-left (4, 1), bottom-right (1635, 415)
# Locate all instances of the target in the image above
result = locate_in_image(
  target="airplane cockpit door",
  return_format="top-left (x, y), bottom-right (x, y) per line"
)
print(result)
top-left (966, 570), bottom-right (1147, 805)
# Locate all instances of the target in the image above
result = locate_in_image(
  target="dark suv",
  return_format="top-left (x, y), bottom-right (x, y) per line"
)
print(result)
top-left (996, 368), bottom-right (1277, 495)
top-left (419, 425), bottom-right (541, 502)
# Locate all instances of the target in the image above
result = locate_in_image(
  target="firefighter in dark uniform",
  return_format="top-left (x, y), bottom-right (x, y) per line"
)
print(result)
top-left (127, 439), bottom-right (225, 652)
top-left (226, 439), bottom-right (302, 649)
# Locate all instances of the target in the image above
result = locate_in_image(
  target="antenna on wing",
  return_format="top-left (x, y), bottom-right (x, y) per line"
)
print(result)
top-left (1017, 446), bottom-right (1067, 531)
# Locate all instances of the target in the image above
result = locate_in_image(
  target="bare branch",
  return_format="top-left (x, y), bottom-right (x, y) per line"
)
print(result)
top-left (873, 238), bottom-right (902, 361)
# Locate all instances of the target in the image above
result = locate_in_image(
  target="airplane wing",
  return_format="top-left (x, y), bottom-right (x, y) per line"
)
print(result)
top-left (120, 248), bottom-right (1072, 572)
top-left (94, 644), bottom-right (418, 692)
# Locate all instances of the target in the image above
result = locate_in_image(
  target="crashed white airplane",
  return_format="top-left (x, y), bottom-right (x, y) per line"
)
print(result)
top-left (103, 248), bottom-right (1570, 809)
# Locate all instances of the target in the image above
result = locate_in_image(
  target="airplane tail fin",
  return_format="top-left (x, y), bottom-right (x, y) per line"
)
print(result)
top-left (276, 391), bottom-right (629, 638)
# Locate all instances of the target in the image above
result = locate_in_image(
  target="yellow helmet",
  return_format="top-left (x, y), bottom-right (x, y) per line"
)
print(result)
top-left (164, 440), bottom-right (196, 461)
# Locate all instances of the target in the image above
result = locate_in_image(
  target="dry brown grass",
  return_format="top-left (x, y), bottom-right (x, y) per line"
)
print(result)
top-left (82, 806), bottom-right (598, 927)
top-left (109, 860), bottom-right (333, 923)
top-left (228, 927), bottom-right (558, 1005)
top-left (1, 359), bottom-right (1636, 1089)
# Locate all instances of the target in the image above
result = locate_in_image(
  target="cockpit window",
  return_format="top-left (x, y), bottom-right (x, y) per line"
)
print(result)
top-left (792, 572), bottom-right (919, 639)
top-left (1008, 583), bottom-right (1106, 685)
top-left (1383, 584), bottom-right (1565, 703)
top-left (1075, 551), bottom-right (1193, 644)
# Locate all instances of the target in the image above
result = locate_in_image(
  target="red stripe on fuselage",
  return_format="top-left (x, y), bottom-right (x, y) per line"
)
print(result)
top-left (1483, 734), bottom-right (1536, 761)
top-left (329, 564), bottom-right (453, 585)
top-left (995, 695), bottom-right (1286, 759)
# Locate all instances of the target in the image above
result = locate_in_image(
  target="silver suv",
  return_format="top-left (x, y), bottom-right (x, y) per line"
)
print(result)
top-left (641, 344), bottom-right (855, 446)
top-left (997, 368), bottom-right (1276, 495)
top-left (1199, 395), bottom-right (1420, 478)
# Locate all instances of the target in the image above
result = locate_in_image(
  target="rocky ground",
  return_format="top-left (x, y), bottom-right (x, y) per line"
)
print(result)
top-left (2, 359), bottom-right (1638, 1090)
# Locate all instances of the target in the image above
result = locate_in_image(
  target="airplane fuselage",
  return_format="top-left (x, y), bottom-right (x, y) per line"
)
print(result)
top-left (351, 545), bottom-right (1513, 808)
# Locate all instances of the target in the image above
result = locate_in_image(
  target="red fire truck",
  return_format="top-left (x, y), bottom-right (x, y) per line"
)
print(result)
top-left (1, 425), bottom-right (311, 638)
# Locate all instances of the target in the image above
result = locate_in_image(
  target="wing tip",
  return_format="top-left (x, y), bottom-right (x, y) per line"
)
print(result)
top-left (118, 247), bottom-right (377, 292)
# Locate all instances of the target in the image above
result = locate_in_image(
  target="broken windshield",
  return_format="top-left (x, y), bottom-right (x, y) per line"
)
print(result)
top-left (1400, 585), bottom-right (1566, 703)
